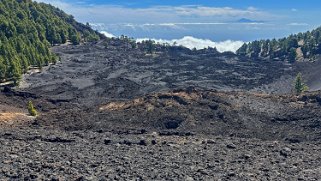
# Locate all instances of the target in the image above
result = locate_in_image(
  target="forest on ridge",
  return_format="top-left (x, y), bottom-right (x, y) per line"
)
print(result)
top-left (0, 0), bottom-right (102, 83)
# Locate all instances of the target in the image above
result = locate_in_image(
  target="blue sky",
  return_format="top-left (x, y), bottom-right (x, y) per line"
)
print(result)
top-left (37, 0), bottom-right (321, 50)
top-left (51, 0), bottom-right (321, 10)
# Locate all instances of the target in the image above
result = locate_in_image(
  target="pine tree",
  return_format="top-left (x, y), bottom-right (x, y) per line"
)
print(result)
top-left (294, 73), bottom-right (308, 95)
top-left (70, 32), bottom-right (80, 45)
top-left (289, 48), bottom-right (297, 63)
top-left (0, 57), bottom-right (6, 80)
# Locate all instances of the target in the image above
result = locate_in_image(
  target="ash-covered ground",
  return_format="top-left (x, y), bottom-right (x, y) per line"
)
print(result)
top-left (1, 39), bottom-right (321, 180)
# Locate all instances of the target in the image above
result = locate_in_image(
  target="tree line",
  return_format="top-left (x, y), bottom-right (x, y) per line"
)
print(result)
top-left (0, 0), bottom-right (102, 84)
top-left (237, 26), bottom-right (321, 62)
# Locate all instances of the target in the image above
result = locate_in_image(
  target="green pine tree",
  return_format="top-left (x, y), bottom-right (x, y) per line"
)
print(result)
top-left (71, 33), bottom-right (81, 45)
top-left (294, 73), bottom-right (309, 95)
top-left (289, 48), bottom-right (297, 63)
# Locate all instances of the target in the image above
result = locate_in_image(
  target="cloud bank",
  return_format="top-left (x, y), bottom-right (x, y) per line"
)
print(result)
top-left (100, 29), bottom-right (244, 52)
top-left (136, 36), bottom-right (244, 53)
top-left (100, 31), bottom-right (116, 38)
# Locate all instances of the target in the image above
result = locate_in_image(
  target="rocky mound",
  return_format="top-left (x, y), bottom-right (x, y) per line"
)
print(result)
top-left (22, 88), bottom-right (318, 143)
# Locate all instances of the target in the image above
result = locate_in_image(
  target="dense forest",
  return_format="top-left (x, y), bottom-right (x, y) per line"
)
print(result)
top-left (0, 0), bottom-right (102, 84)
top-left (237, 26), bottom-right (321, 62)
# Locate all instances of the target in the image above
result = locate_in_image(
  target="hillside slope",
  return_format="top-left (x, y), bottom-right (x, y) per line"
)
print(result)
top-left (0, 0), bottom-right (102, 83)
top-left (1, 22), bottom-right (321, 181)
top-left (237, 26), bottom-right (321, 62)
top-left (18, 40), bottom-right (321, 140)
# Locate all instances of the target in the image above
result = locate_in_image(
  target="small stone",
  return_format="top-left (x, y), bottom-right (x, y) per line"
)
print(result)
top-left (140, 129), bottom-right (147, 134)
top-left (139, 140), bottom-right (147, 146)
top-left (30, 174), bottom-right (38, 179)
top-left (151, 132), bottom-right (158, 137)
top-left (227, 172), bottom-right (236, 177)
top-left (185, 176), bottom-right (194, 181)
top-left (298, 176), bottom-right (305, 180)
top-left (151, 140), bottom-right (157, 145)
top-left (104, 139), bottom-right (112, 145)
top-left (226, 143), bottom-right (236, 149)
top-left (280, 147), bottom-right (291, 157)
top-left (197, 168), bottom-right (208, 175)
top-left (206, 139), bottom-right (215, 144)
top-left (241, 154), bottom-right (251, 160)
top-left (75, 176), bottom-right (85, 181)
top-left (3, 160), bottom-right (12, 164)
top-left (51, 177), bottom-right (60, 181)
top-left (10, 154), bottom-right (19, 159)
top-left (97, 129), bottom-right (103, 133)
top-left (208, 103), bottom-right (219, 110)
top-left (218, 113), bottom-right (225, 119)
top-left (116, 166), bottom-right (125, 173)
top-left (123, 140), bottom-right (132, 145)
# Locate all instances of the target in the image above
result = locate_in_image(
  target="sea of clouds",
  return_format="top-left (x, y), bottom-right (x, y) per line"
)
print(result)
top-left (101, 31), bottom-right (244, 53)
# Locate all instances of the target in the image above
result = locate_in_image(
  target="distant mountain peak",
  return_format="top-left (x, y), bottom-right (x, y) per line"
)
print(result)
top-left (237, 18), bottom-right (265, 23)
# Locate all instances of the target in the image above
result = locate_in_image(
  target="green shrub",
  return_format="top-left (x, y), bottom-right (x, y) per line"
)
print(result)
top-left (27, 101), bottom-right (38, 117)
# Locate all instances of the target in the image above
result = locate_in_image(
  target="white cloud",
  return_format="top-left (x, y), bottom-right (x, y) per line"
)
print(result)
top-left (143, 23), bottom-right (177, 27)
top-left (98, 31), bottom-right (244, 52)
top-left (142, 22), bottom-right (228, 26)
top-left (291, 8), bottom-right (298, 12)
top-left (137, 36), bottom-right (244, 53)
top-left (100, 31), bottom-right (116, 38)
top-left (287, 23), bottom-right (309, 26)
top-left (34, 0), bottom-right (269, 24)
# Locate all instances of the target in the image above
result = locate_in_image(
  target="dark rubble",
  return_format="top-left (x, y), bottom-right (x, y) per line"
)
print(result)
top-left (1, 39), bottom-right (321, 180)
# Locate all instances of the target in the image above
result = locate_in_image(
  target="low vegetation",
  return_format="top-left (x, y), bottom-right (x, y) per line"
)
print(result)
top-left (27, 100), bottom-right (37, 116)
